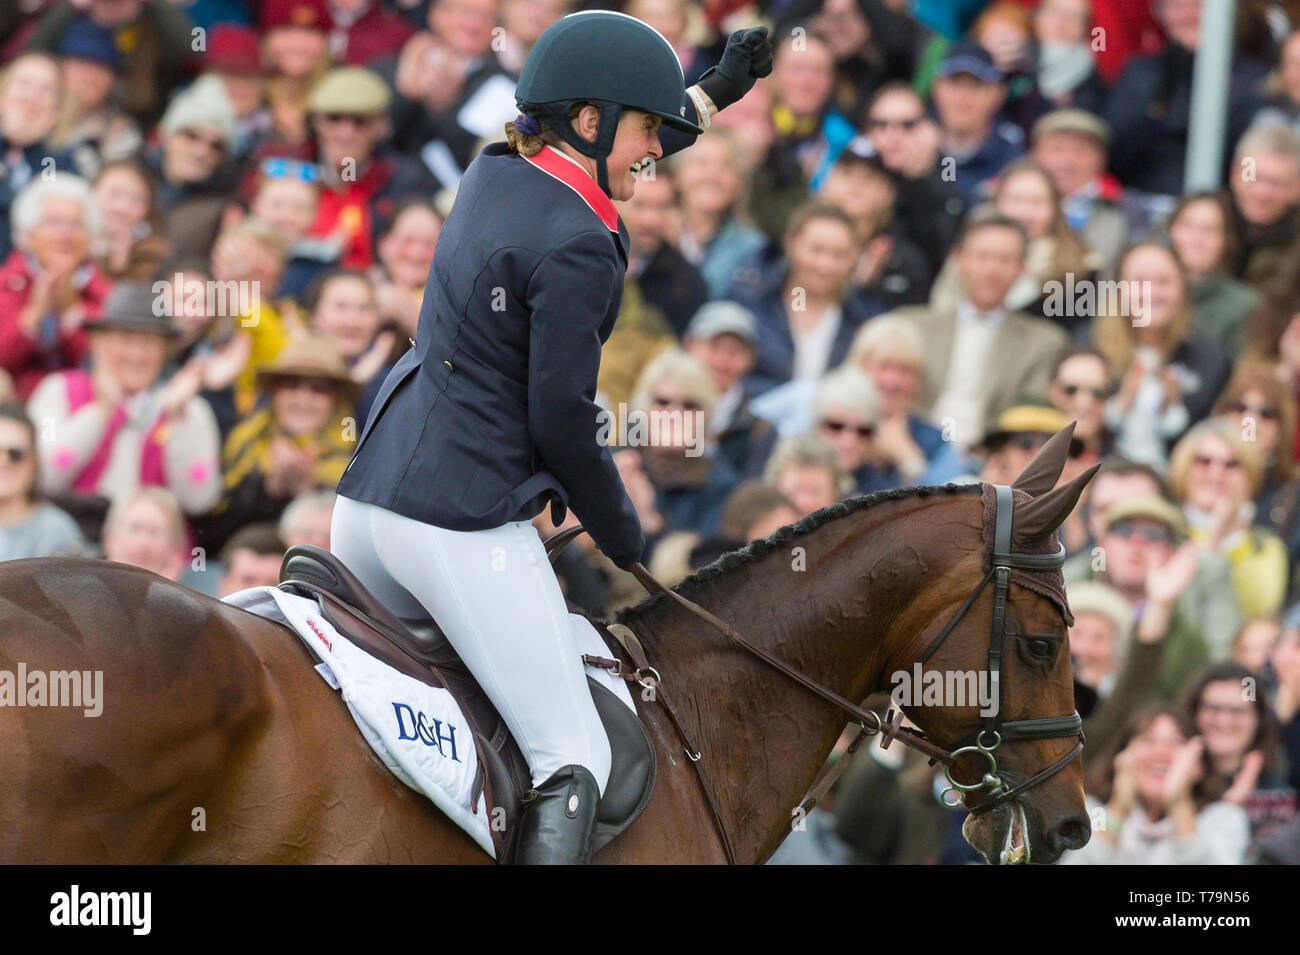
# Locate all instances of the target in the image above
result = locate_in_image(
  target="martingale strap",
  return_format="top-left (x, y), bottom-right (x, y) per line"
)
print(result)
top-left (600, 622), bottom-right (738, 866)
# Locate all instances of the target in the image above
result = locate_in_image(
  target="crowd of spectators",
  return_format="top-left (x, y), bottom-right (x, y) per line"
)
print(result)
top-left (2, 0), bottom-right (1299, 865)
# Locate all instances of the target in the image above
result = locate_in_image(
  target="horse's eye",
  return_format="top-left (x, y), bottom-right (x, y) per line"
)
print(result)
top-left (1027, 638), bottom-right (1054, 660)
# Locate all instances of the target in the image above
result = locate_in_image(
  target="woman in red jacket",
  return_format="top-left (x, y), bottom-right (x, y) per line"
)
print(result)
top-left (0, 173), bottom-right (112, 401)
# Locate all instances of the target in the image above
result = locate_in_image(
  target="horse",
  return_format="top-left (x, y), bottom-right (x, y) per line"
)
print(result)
top-left (0, 428), bottom-right (1096, 864)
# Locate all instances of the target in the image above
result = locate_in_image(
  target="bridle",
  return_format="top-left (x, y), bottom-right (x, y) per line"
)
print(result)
top-left (563, 482), bottom-right (1085, 862)
top-left (911, 483), bottom-right (1085, 815)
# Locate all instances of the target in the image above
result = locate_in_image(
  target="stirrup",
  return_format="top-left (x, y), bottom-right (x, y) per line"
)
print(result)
top-left (514, 765), bottom-right (600, 865)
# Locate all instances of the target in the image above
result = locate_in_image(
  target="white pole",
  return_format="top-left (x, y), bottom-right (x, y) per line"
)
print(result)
top-left (1184, 0), bottom-right (1238, 191)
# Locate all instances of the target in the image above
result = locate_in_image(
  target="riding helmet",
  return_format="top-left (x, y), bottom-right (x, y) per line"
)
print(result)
top-left (514, 11), bottom-right (702, 194)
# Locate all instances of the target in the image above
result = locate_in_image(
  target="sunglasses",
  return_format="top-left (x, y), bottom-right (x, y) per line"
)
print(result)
top-left (1192, 454), bottom-right (1241, 471)
top-left (1226, 400), bottom-right (1280, 421)
top-left (820, 418), bottom-right (874, 439)
top-left (1109, 520), bottom-right (1173, 544)
top-left (652, 395), bottom-right (702, 412)
top-left (261, 157), bottom-right (321, 183)
top-left (868, 117), bottom-right (922, 131)
top-left (1060, 383), bottom-right (1107, 400)
top-left (0, 446), bottom-right (29, 465)
top-left (276, 376), bottom-right (338, 396)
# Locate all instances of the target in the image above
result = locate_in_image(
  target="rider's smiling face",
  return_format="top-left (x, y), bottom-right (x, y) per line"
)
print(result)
top-left (568, 107), bottom-right (664, 202)
top-left (609, 110), bottom-right (665, 202)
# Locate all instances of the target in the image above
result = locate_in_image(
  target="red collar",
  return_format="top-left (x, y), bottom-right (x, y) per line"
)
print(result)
top-left (522, 145), bottom-right (619, 233)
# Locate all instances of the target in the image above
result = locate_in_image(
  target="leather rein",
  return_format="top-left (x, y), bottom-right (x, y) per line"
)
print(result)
top-left (545, 484), bottom-right (1083, 862)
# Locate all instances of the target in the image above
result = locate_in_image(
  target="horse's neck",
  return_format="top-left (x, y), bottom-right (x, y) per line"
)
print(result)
top-left (625, 493), bottom-right (964, 863)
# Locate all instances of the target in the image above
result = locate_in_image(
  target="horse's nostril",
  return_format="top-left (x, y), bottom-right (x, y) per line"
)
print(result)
top-left (1055, 817), bottom-right (1090, 850)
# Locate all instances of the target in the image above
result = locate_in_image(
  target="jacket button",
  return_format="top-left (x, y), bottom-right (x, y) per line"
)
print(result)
top-left (444, 360), bottom-right (453, 371)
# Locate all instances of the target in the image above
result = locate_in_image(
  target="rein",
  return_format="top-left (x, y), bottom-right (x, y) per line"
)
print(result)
top-left (547, 483), bottom-right (1083, 862)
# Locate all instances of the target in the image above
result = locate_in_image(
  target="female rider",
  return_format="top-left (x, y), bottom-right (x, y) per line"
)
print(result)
top-left (332, 12), bottom-right (772, 864)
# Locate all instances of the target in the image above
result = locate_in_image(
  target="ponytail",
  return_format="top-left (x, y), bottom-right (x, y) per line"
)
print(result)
top-left (505, 106), bottom-right (585, 156)
top-left (504, 118), bottom-right (548, 156)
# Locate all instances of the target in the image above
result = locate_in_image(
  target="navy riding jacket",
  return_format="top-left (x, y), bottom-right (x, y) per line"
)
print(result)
top-left (338, 122), bottom-right (699, 568)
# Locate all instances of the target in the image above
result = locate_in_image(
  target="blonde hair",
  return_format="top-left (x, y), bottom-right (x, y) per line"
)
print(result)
top-left (103, 487), bottom-right (187, 548)
top-left (220, 216), bottom-right (288, 260)
top-left (1167, 417), bottom-right (1264, 501)
top-left (764, 432), bottom-right (853, 496)
top-left (629, 346), bottom-right (718, 419)
top-left (847, 314), bottom-right (926, 382)
top-left (1093, 241), bottom-right (1190, 377)
top-left (813, 367), bottom-right (880, 424)
top-left (668, 127), bottom-right (757, 227)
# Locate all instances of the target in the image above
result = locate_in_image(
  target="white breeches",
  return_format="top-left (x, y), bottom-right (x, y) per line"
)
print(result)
top-left (330, 494), bottom-right (611, 794)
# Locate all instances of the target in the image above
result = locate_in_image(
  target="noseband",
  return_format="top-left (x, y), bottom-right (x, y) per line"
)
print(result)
top-left (913, 484), bottom-right (1084, 815)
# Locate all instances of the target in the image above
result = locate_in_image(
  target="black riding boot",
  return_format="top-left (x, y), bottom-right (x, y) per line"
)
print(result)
top-left (514, 764), bottom-right (600, 865)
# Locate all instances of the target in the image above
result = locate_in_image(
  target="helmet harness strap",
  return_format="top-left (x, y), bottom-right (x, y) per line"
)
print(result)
top-left (522, 100), bottom-right (624, 199)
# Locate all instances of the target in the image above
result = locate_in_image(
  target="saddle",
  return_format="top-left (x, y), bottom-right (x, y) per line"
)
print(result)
top-left (276, 544), bottom-right (656, 863)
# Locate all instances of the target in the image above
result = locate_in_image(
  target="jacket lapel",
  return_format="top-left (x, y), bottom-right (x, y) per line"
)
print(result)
top-left (522, 146), bottom-right (620, 233)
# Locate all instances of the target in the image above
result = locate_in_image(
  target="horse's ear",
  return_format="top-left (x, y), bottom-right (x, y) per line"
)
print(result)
top-left (1010, 422), bottom-right (1078, 497)
top-left (1011, 461), bottom-right (1101, 548)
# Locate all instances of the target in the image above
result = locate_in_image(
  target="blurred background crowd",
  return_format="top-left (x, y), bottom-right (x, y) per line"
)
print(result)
top-left (1, 0), bottom-right (1299, 864)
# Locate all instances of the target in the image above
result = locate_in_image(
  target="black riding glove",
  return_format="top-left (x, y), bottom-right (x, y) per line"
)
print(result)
top-left (609, 534), bottom-right (646, 574)
top-left (697, 26), bottom-right (774, 113)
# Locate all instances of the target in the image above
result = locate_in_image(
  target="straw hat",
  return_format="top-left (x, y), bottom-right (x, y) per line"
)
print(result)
top-left (1103, 493), bottom-right (1187, 539)
top-left (256, 333), bottom-right (359, 401)
top-left (307, 67), bottom-right (390, 116)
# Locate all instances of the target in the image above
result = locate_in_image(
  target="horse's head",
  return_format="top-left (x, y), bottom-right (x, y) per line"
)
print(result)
top-left (890, 425), bottom-right (1097, 864)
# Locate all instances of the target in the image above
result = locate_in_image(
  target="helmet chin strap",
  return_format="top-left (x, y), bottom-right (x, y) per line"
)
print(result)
top-left (596, 155), bottom-right (611, 197)
top-left (523, 100), bottom-right (622, 198)
top-left (589, 102), bottom-right (621, 199)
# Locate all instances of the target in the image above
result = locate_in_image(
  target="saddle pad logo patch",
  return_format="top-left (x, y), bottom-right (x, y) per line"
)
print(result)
top-left (392, 702), bottom-right (462, 761)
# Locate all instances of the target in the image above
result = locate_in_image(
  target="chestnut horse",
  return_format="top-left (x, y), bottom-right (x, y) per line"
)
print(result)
top-left (0, 430), bottom-right (1095, 864)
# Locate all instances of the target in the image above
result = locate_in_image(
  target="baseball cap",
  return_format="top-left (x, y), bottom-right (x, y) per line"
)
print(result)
top-left (936, 41), bottom-right (1003, 84)
top-left (685, 301), bottom-right (757, 346)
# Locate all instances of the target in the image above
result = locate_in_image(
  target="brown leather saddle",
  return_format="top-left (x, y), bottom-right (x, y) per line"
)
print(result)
top-left (276, 544), bottom-right (656, 863)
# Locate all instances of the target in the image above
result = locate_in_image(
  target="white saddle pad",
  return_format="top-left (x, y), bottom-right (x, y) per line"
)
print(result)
top-left (222, 585), bottom-right (636, 859)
